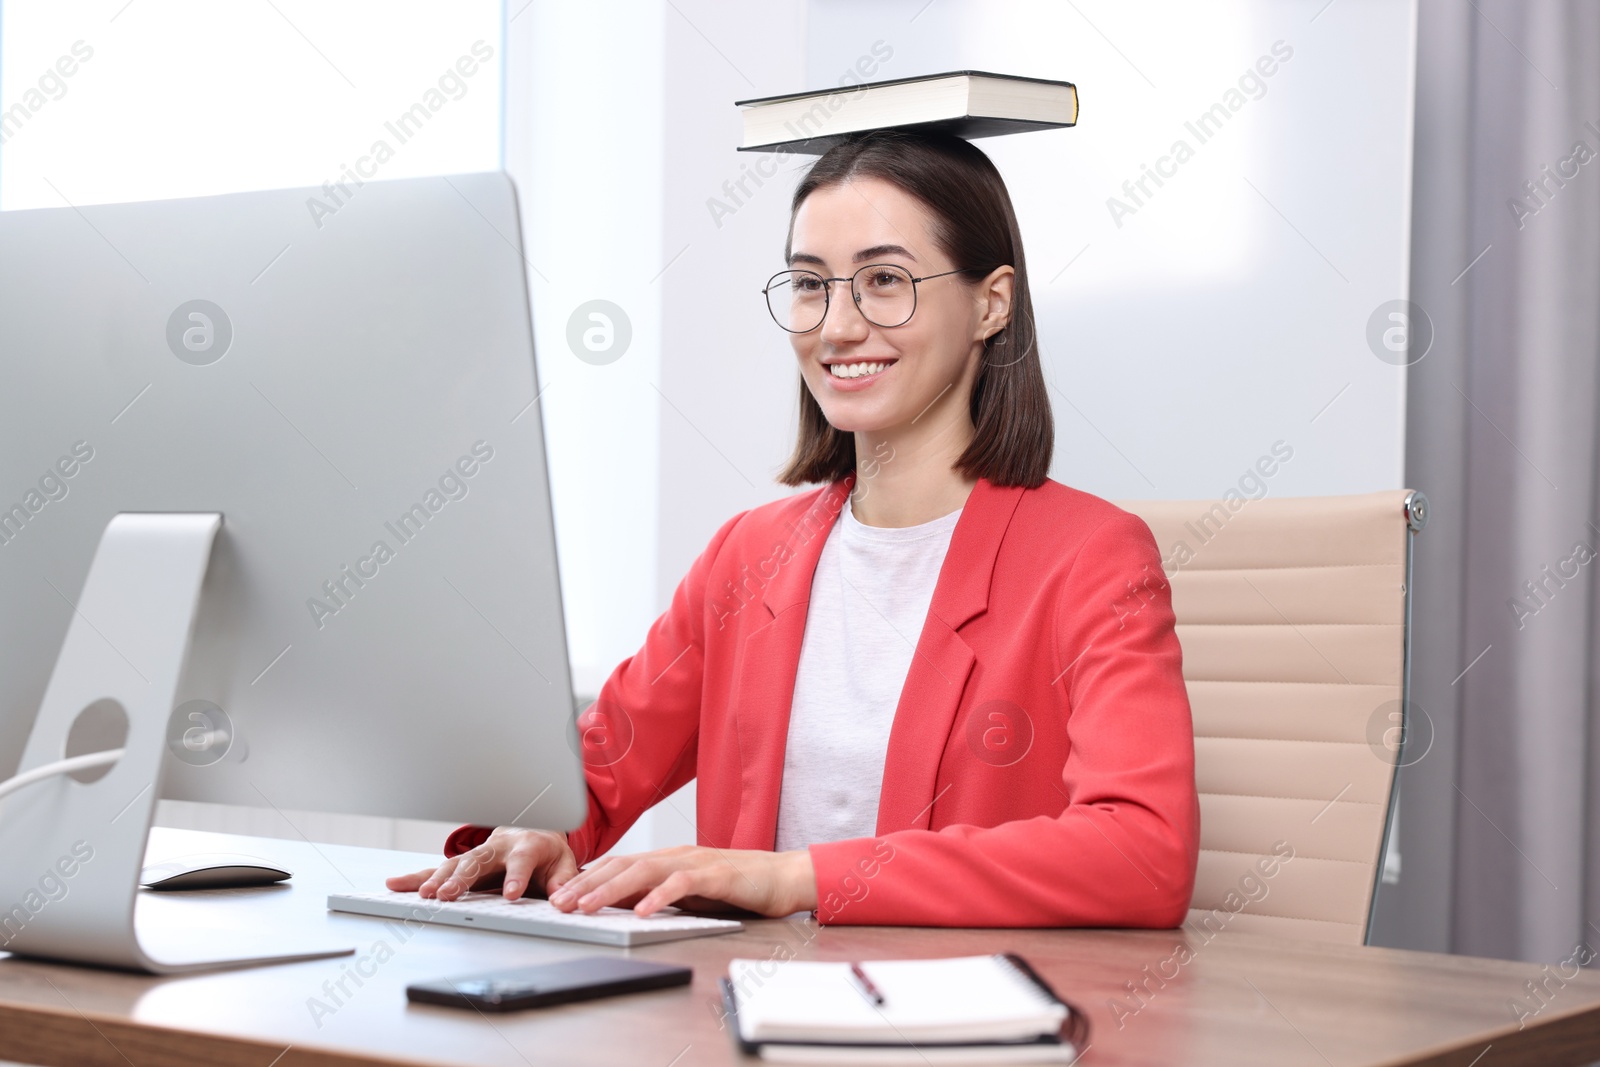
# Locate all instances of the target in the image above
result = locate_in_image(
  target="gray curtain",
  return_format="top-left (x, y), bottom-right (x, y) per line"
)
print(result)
top-left (1374, 0), bottom-right (1600, 963)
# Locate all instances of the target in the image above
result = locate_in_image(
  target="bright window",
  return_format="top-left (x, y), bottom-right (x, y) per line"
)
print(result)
top-left (0, 0), bottom-right (503, 210)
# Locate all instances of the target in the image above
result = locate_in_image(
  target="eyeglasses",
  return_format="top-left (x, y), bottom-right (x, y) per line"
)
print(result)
top-left (761, 263), bottom-right (995, 334)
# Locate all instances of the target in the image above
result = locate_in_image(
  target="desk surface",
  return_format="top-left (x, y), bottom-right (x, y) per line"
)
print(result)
top-left (0, 827), bottom-right (1597, 1067)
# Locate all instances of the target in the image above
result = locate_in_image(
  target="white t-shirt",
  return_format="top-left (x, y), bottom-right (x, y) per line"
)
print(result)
top-left (773, 498), bottom-right (962, 852)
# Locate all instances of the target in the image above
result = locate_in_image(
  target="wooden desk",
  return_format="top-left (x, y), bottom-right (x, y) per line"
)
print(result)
top-left (1, 827), bottom-right (1597, 1066)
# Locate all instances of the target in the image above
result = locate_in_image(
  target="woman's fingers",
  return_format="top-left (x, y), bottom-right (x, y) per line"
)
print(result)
top-left (635, 870), bottom-right (698, 916)
top-left (542, 846), bottom-right (581, 897)
top-left (394, 842), bottom-right (784, 915)
top-left (562, 860), bottom-right (733, 915)
top-left (567, 856), bottom-right (666, 913)
top-left (453, 847), bottom-right (492, 885)
top-left (416, 855), bottom-right (464, 898)
top-left (548, 855), bottom-right (625, 910)
top-left (501, 833), bottom-right (558, 899)
top-left (389, 829), bottom-right (579, 902)
top-left (542, 847), bottom-right (801, 916)
top-left (571, 847), bottom-right (810, 915)
top-left (433, 845), bottom-right (503, 900)
top-left (385, 866), bottom-right (436, 892)
top-left (498, 830), bottom-right (577, 900)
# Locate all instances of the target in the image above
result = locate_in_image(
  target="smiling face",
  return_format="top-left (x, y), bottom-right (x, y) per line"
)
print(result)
top-left (784, 176), bottom-right (1011, 440)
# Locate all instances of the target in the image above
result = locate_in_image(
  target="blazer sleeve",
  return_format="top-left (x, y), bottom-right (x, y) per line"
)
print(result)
top-left (565, 509), bottom-right (753, 864)
top-left (444, 510), bottom-right (747, 865)
top-left (807, 510), bottom-right (1200, 927)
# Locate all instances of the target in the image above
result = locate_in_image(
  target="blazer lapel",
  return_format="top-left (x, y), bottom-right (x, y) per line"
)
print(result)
top-left (727, 476), bottom-right (1027, 846)
top-left (876, 479), bottom-right (1026, 833)
top-left (728, 478), bottom-right (852, 849)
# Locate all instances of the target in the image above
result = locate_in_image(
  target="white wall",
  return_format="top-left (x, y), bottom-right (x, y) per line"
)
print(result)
top-left (508, 0), bottom-right (811, 854)
top-left (800, 0), bottom-right (1413, 503)
top-left (507, 5), bottom-right (664, 701)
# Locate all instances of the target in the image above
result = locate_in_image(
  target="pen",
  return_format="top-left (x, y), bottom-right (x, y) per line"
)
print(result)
top-left (848, 962), bottom-right (885, 1007)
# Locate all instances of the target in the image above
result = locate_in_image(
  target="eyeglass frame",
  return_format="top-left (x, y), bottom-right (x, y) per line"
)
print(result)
top-left (761, 262), bottom-right (1001, 333)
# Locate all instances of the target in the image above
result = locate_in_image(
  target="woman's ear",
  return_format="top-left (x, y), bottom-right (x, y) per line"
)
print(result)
top-left (974, 266), bottom-right (1015, 343)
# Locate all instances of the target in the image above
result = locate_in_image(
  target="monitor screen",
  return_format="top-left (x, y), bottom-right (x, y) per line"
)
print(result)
top-left (0, 172), bottom-right (586, 831)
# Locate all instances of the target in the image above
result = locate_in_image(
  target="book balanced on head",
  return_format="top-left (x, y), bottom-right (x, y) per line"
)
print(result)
top-left (736, 70), bottom-right (1078, 155)
top-left (719, 953), bottom-right (1088, 1063)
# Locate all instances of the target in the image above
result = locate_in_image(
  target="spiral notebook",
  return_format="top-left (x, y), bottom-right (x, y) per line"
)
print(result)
top-left (720, 953), bottom-right (1086, 1063)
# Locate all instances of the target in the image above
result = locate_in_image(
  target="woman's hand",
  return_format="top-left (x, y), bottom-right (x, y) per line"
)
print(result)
top-left (385, 827), bottom-right (579, 902)
top-left (548, 845), bottom-right (817, 918)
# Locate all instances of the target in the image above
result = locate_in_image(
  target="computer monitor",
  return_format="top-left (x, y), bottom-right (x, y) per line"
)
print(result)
top-left (0, 172), bottom-right (587, 833)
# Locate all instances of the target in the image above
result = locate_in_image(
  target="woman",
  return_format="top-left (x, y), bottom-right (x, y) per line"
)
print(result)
top-left (389, 129), bottom-right (1199, 927)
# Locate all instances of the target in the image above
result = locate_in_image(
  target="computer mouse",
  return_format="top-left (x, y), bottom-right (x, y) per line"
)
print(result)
top-left (139, 853), bottom-right (292, 891)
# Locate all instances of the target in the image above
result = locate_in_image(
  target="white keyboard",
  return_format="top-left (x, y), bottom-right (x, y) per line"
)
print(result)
top-left (327, 890), bottom-right (744, 947)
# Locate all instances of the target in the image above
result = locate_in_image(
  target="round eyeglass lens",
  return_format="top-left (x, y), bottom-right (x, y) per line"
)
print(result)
top-left (765, 270), bottom-right (828, 333)
top-left (852, 264), bottom-right (915, 328)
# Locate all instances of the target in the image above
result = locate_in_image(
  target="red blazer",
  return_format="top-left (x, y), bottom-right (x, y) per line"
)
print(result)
top-left (449, 476), bottom-right (1199, 927)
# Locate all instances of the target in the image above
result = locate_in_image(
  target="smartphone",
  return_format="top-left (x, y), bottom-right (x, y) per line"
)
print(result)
top-left (406, 957), bottom-right (692, 1012)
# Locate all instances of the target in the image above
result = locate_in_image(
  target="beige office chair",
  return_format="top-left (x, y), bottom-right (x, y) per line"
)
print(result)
top-left (1118, 489), bottom-right (1427, 945)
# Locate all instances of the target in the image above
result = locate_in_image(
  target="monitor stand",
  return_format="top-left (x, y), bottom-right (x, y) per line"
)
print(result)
top-left (0, 513), bottom-right (353, 973)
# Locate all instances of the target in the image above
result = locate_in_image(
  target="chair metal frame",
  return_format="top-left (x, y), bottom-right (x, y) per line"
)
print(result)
top-left (1365, 489), bottom-right (1429, 943)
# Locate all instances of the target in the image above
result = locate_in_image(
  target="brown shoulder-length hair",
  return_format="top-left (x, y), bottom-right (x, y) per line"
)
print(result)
top-left (777, 128), bottom-right (1053, 489)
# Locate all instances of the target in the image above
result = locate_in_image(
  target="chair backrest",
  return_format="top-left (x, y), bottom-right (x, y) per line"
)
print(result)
top-left (1117, 489), bottom-right (1426, 944)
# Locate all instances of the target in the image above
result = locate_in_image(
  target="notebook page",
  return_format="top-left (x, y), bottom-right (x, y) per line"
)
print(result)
top-left (729, 955), bottom-right (1066, 1044)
